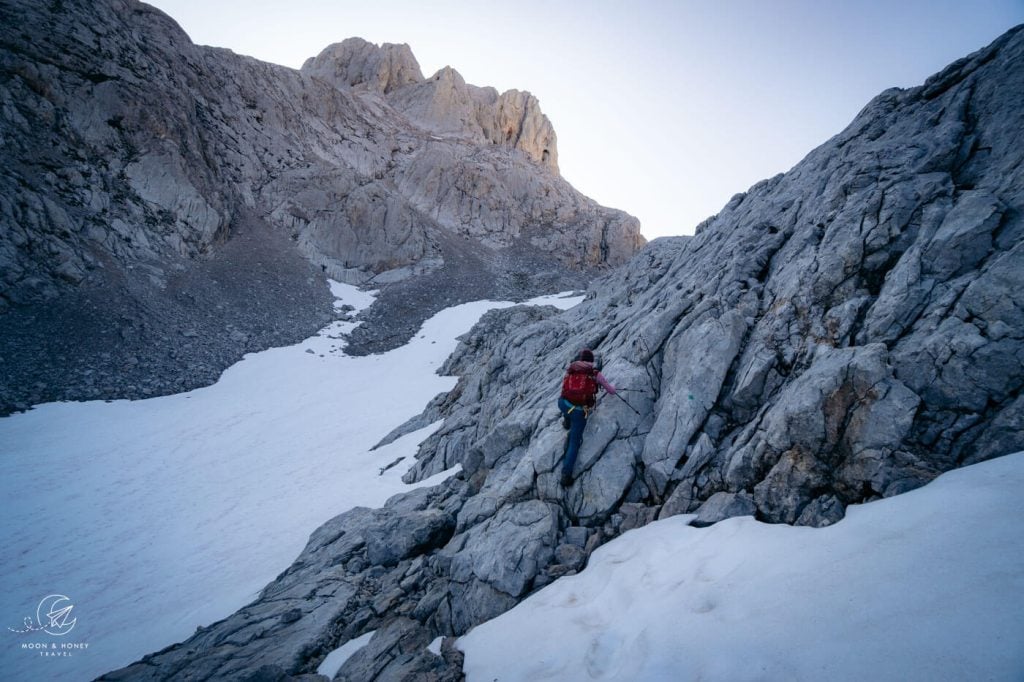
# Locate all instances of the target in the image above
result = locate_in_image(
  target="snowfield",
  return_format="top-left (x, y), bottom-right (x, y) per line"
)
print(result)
top-left (458, 450), bottom-right (1024, 682)
top-left (0, 284), bottom-right (581, 682)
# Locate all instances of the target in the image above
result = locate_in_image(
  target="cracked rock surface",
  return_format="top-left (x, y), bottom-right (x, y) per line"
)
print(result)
top-left (0, 0), bottom-right (642, 414)
top-left (403, 24), bottom-right (1024, 531)
top-left (101, 24), bottom-right (1024, 682)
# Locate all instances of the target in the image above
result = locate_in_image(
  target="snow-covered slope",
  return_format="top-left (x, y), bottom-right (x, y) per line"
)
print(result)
top-left (459, 451), bottom-right (1024, 681)
top-left (0, 284), bottom-right (580, 682)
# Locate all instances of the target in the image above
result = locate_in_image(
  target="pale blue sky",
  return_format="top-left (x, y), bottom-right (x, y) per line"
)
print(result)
top-left (146, 0), bottom-right (1024, 239)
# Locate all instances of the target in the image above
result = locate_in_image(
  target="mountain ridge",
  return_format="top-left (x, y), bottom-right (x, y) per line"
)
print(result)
top-left (302, 37), bottom-right (559, 172)
top-left (0, 0), bottom-right (643, 414)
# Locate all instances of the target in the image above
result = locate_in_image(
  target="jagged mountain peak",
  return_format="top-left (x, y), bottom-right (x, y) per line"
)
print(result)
top-left (301, 37), bottom-right (424, 94)
top-left (302, 38), bottom-right (559, 171)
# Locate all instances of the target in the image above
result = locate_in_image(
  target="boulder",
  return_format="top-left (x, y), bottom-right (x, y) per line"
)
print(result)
top-left (364, 509), bottom-right (455, 567)
top-left (691, 492), bottom-right (758, 528)
top-left (335, 618), bottom-right (460, 682)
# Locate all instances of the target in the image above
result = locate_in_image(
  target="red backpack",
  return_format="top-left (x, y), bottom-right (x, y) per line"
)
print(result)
top-left (561, 365), bottom-right (598, 406)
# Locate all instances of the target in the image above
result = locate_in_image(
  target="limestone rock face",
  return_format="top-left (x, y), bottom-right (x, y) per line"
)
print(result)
top-left (97, 20), bottom-right (1024, 682)
top-left (303, 42), bottom-right (559, 172)
top-left (397, 24), bottom-right (1024, 537)
top-left (0, 0), bottom-right (642, 412)
top-left (300, 37), bottom-right (424, 94)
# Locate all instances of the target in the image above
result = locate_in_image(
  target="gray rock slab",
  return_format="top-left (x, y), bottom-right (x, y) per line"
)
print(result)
top-left (445, 499), bottom-right (559, 598)
top-left (691, 492), bottom-right (758, 528)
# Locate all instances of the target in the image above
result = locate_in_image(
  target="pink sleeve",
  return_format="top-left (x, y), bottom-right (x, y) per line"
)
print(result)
top-left (595, 371), bottom-right (616, 395)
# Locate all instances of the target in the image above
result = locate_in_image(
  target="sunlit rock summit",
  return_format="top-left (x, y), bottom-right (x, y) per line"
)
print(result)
top-left (303, 38), bottom-right (558, 172)
top-left (0, 0), bottom-right (642, 413)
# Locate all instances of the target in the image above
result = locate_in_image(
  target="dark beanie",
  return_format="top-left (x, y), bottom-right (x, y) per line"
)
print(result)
top-left (578, 348), bottom-right (594, 362)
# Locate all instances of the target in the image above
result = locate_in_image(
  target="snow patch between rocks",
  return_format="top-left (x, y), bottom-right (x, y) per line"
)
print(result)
top-left (329, 279), bottom-right (377, 314)
top-left (318, 630), bottom-right (376, 678)
top-left (523, 291), bottom-right (585, 309)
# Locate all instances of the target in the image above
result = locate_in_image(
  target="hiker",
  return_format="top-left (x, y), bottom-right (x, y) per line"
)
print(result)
top-left (558, 348), bottom-right (616, 486)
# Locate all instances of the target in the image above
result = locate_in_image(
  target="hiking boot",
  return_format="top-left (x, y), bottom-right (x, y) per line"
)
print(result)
top-left (560, 472), bottom-right (573, 487)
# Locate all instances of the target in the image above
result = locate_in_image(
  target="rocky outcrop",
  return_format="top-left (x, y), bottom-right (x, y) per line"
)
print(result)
top-left (300, 38), bottom-right (424, 95)
top-left (303, 40), bottom-right (559, 172)
top-left (402, 24), bottom-right (1024, 530)
top-left (0, 0), bottom-right (642, 413)
top-left (103, 25), bottom-right (1024, 682)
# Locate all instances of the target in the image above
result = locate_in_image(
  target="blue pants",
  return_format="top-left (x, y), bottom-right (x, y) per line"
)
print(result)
top-left (558, 397), bottom-right (589, 478)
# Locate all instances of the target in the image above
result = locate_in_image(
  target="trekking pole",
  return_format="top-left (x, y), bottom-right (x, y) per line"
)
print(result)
top-left (614, 392), bottom-right (642, 416)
